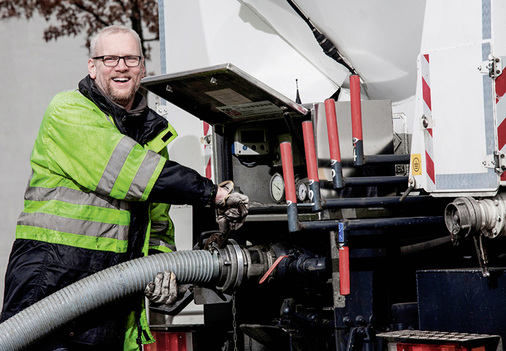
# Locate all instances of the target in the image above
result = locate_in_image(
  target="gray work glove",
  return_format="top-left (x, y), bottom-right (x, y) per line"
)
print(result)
top-left (145, 271), bottom-right (188, 305)
top-left (215, 180), bottom-right (250, 235)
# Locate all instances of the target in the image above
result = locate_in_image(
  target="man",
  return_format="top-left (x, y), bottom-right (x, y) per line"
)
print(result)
top-left (0, 25), bottom-right (248, 350)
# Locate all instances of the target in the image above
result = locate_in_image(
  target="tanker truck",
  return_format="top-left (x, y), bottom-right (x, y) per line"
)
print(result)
top-left (140, 0), bottom-right (506, 350)
top-left (2, 0), bottom-right (505, 350)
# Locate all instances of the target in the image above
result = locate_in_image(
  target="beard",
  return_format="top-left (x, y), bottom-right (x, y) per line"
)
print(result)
top-left (108, 86), bottom-right (136, 108)
top-left (94, 73), bottom-right (142, 110)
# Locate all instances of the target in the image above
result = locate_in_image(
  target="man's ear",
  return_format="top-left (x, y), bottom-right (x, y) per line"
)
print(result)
top-left (88, 58), bottom-right (97, 79)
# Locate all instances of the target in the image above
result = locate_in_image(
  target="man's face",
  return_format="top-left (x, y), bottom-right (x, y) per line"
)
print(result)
top-left (88, 32), bottom-right (145, 110)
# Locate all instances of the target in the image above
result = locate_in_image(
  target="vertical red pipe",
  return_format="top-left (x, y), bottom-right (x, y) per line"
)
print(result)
top-left (280, 142), bottom-right (299, 232)
top-left (302, 121), bottom-right (318, 182)
top-left (350, 74), bottom-right (364, 166)
top-left (302, 121), bottom-right (322, 211)
top-left (338, 222), bottom-right (350, 295)
top-left (324, 99), bottom-right (344, 188)
top-left (339, 247), bottom-right (350, 295)
top-left (280, 142), bottom-right (297, 204)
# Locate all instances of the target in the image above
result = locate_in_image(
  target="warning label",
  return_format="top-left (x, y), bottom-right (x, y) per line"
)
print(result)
top-left (411, 154), bottom-right (422, 175)
top-left (217, 101), bottom-right (282, 119)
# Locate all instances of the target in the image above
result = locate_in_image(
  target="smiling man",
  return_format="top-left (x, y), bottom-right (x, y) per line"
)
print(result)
top-left (88, 28), bottom-right (145, 110)
top-left (0, 25), bottom-right (248, 351)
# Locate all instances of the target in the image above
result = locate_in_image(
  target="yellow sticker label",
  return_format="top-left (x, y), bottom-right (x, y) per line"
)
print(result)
top-left (411, 154), bottom-right (422, 175)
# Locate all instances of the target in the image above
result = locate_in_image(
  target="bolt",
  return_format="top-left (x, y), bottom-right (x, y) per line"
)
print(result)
top-left (343, 316), bottom-right (353, 326)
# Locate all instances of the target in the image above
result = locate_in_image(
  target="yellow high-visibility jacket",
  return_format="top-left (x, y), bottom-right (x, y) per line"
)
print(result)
top-left (2, 77), bottom-right (216, 350)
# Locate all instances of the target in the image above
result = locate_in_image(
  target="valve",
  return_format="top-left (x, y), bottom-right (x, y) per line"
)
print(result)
top-left (444, 194), bottom-right (506, 277)
top-left (444, 195), bottom-right (506, 242)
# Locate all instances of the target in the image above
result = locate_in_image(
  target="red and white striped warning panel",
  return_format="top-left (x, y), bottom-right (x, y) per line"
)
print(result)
top-left (496, 68), bottom-right (506, 183)
top-left (203, 121), bottom-right (213, 180)
top-left (421, 53), bottom-right (436, 189)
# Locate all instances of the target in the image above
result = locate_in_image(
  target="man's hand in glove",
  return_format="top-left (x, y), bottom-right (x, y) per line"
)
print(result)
top-left (215, 180), bottom-right (249, 235)
top-left (145, 271), bottom-right (188, 305)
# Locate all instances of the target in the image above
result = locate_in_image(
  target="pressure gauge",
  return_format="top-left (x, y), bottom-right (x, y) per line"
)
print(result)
top-left (269, 173), bottom-right (285, 203)
top-left (296, 179), bottom-right (308, 202)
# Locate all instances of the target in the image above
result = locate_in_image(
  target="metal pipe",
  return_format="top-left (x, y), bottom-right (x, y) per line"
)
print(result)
top-left (321, 176), bottom-right (408, 188)
top-left (298, 216), bottom-right (444, 232)
top-left (350, 75), bottom-right (364, 166)
top-left (248, 196), bottom-right (431, 214)
top-left (319, 154), bottom-right (410, 166)
top-left (345, 216), bottom-right (444, 230)
top-left (322, 195), bottom-right (432, 209)
top-left (364, 154), bottom-right (410, 164)
top-left (325, 99), bottom-right (344, 188)
top-left (302, 121), bottom-right (322, 211)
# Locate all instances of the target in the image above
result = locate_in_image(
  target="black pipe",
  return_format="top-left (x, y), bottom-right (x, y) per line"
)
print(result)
top-left (319, 154), bottom-right (410, 166)
top-left (321, 176), bottom-right (408, 188)
top-left (285, 0), bottom-right (356, 75)
top-left (364, 154), bottom-right (410, 164)
top-left (322, 195), bottom-right (431, 208)
top-left (298, 216), bottom-right (444, 232)
top-left (345, 216), bottom-right (444, 230)
top-left (248, 203), bottom-right (313, 215)
top-left (248, 195), bottom-right (431, 214)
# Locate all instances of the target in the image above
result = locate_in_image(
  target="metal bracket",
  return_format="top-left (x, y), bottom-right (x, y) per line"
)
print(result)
top-left (420, 114), bottom-right (433, 130)
top-left (478, 55), bottom-right (503, 78)
top-left (482, 151), bottom-right (506, 174)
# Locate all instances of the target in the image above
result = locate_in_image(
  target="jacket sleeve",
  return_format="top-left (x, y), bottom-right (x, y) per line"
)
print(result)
top-left (148, 160), bottom-right (217, 206)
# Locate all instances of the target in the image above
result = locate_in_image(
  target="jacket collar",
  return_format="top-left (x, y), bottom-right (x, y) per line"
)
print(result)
top-left (78, 75), bottom-right (169, 145)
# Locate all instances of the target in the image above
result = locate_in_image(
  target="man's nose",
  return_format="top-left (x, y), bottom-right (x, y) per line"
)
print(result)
top-left (115, 57), bottom-right (129, 70)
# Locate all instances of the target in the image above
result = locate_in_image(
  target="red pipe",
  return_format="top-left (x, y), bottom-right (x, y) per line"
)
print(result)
top-left (302, 121), bottom-right (319, 182)
top-left (280, 142), bottom-right (297, 204)
top-left (350, 75), bottom-right (364, 166)
top-left (324, 99), bottom-right (344, 188)
top-left (338, 222), bottom-right (350, 295)
top-left (280, 142), bottom-right (299, 232)
top-left (324, 99), bottom-right (342, 163)
top-left (339, 246), bottom-right (350, 295)
top-left (302, 121), bottom-right (322, 211)
top-left (350, 75), bottom-right (363, 140)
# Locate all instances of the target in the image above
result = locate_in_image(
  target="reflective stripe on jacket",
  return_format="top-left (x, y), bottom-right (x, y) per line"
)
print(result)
top-left (16, 90), bottom-right (177, 253)
top-left (10, 89), bottom-right (178, 349)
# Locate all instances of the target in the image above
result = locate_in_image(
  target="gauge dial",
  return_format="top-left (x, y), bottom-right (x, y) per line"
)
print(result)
top-left (296, 180), bottom-right (308, 202)
top-left (270, 173), bottom-right (285, 203)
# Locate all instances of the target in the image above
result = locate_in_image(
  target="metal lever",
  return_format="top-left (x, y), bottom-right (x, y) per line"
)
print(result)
top-left (473, 235), bottom-right (490, 277)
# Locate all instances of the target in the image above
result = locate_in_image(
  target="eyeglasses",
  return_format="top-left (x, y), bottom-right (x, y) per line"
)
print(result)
top-left (92, 55), bottom-right (142, 67)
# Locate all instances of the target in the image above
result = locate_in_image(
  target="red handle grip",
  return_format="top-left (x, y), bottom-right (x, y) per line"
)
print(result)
top-left (350, 75), bottom-right (363, 141)
top-left (324, 99), bottom-right (342, 162)
top-left (339, 246), bottom-right (350, 295)
top-left (280, 142), bottom-right (297, 204)
top-left (302, 121), bottom-right (319, 182)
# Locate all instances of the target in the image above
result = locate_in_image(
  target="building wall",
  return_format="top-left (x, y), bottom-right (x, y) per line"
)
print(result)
top-left (0, 15), bottom-right (160, 304)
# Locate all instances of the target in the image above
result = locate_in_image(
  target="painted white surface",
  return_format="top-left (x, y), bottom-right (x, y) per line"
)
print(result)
top-left (242, 0), bottom-right (426, 102)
